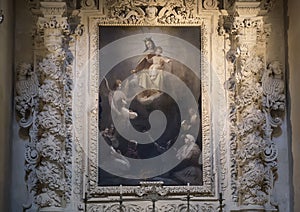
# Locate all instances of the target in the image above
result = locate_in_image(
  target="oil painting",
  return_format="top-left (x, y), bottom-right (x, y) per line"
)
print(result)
top-left (98, 26), bottom-right (202, 186)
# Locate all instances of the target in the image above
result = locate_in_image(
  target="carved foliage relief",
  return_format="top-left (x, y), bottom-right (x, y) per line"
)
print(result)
top-left (15, 2), bottom-right (76, 210)
top-left (223, 2), bottom-right (285, 209)
top-left (103, 0), bottom-right (204, 24)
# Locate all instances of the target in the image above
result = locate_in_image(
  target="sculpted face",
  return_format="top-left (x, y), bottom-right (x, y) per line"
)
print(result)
top-left (271, 61), bottom-right (282, 75)
top-left (146, 6), bottom-right (157, 19)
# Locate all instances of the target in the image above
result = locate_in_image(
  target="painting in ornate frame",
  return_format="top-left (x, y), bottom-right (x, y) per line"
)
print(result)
top-left (84, 4), bottom-right (216, 198)
top-left (98, 25), bottom-right (202, 183)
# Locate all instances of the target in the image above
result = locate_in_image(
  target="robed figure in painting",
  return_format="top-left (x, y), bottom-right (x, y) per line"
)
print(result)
top-left (134, 38), bottom-right (172, 104)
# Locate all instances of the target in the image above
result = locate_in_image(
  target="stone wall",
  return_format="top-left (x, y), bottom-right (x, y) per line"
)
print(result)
top-left (0, 0), bottom-right (13, 211)
top-left (10, 0), bottom-right (35, 211)
top-left (265, 1), bottom-right (293, 211)
top-left (287, 0), bottom-right (300, 211)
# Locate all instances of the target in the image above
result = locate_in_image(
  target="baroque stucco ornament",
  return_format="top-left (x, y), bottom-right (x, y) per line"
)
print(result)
top-left (88, 203), bottom-right (216, 212)
top-left (102, 0), bottom-right (222, 24)
top-left (15, 1), bottom-right (78, 211)
top-left (15, 63), bottom-right (39, 128)
top-left (15, 0), bottom-right (285, 211)
top-left (222, 1), bottom-right (285, 210)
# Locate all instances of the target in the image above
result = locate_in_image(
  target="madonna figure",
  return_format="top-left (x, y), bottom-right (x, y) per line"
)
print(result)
top-left (134, 39), bottom-right (171, 103)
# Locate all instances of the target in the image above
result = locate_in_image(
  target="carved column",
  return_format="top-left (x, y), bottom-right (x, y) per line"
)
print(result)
top-left (224, 1), bottom-right (285, 211)
top-left (35, 2), bottom-right (73, 211)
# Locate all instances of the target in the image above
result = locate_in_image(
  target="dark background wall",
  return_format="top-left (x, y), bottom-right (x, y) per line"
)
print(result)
top-left (288, 0), bottom-right (300, 211)
top-left (0, 0), bottom-right (13, 211)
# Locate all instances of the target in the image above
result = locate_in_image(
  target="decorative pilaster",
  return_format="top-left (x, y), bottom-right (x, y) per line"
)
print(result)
top-left (36, 2), bottom-right (73, 211)
top-left (224, 1), bottom-right (285, 211)
top-left (15, 1), bottom-right (75, 211)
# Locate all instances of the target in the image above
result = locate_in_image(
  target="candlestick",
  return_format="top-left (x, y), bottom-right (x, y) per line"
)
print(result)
top-left (187, 183), bottom-right (190, 212)
top-left (0, 10), bottom-right (4, 24)
top-left (219, 192), bottom-right (223, 212)
top-left (119, 185), bottom-right (123, 212)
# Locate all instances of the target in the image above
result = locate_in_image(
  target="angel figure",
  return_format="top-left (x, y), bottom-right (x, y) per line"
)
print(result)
top-left (111, 88), bottom-right (138, 120)
top-left (101, 78), bottom-right (138, 124)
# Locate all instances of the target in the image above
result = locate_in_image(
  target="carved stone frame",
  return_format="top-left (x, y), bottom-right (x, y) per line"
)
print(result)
top-left (82, 15), bottom-right (217, 198)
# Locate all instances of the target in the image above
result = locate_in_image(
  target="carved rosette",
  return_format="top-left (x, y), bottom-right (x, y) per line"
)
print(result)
top-left (224, 1), bottom-right (285, 210)
top-left (203, 0), bottom-right (219, 10)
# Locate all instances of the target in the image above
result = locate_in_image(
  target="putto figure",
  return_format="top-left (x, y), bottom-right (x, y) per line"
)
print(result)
top-left (144, 6), bottom-right (159, 24)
